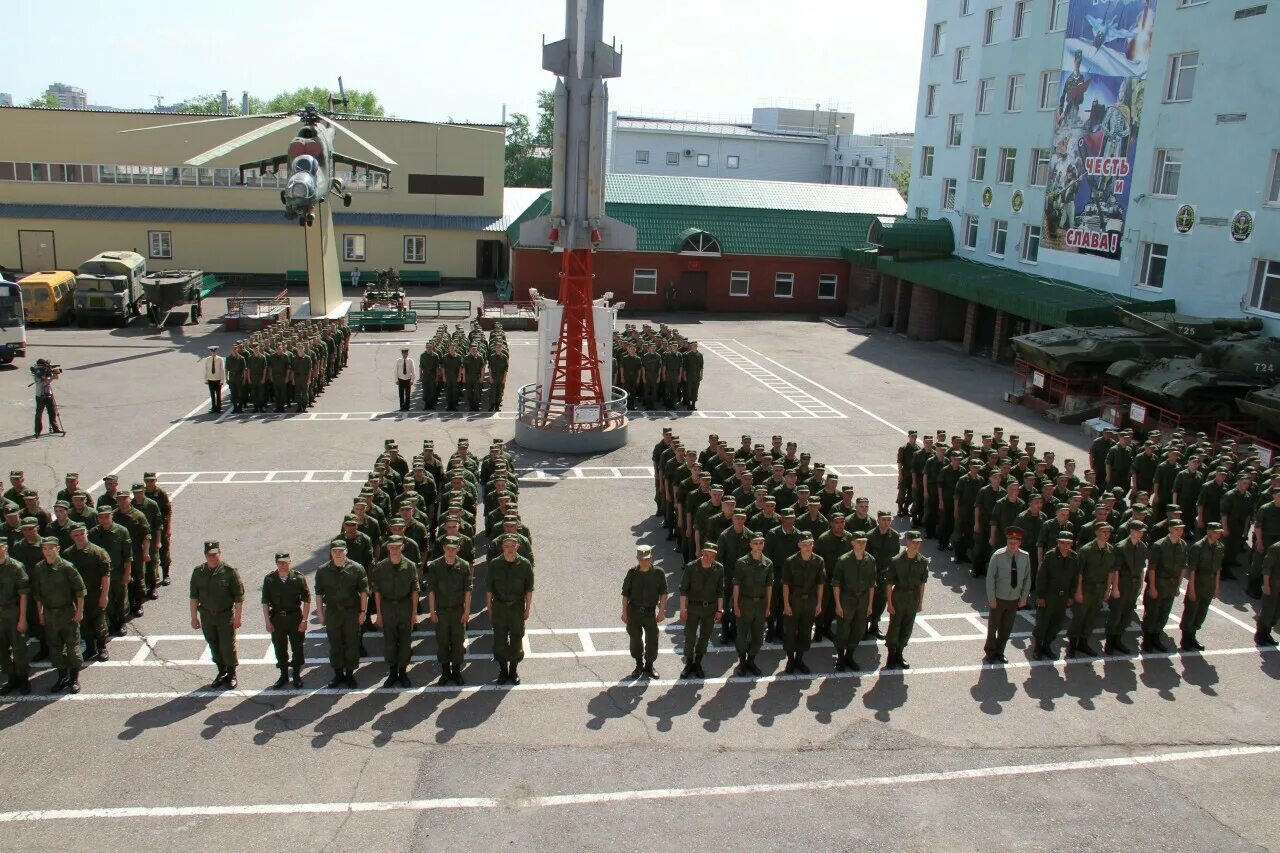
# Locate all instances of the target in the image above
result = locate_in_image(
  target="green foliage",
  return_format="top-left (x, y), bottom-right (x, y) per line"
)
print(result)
top-left (24, 92), bottom-right (59, 109)
top-left (174, 93), bottom-right (242, 114)
top-left (888, 164), bottom-right (911, 202)
top-left (265, 87), bottom-right (384, 116)
top-left (505, 89), bottom-right (554, 188)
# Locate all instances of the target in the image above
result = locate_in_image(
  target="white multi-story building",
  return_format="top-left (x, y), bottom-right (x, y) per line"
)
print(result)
top-left (896, 0), bottom-right (1279, 340)
top-left (608, 107), bottom-right (912, 189)
top-left (47, 84), bottom-right (87, 110)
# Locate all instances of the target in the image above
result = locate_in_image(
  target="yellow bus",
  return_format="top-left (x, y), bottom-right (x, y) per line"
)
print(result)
top-left (19, 270), bottom-right (77, 325)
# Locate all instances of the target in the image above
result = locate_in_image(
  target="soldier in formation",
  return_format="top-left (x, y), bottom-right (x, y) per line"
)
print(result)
top-left (417, 322), bottom-right (509, 412)
top-left (613, 324), bottom-right (703, 410)
top-left (217, 319), bottom-right (348, 415)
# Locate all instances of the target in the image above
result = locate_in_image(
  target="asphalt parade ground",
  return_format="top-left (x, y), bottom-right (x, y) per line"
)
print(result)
top-left (1, 290), bottom-right (1276, 851)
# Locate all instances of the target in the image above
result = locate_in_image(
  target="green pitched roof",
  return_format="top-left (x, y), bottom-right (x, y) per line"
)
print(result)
top-left (507, 173), bottom-right (906, 258)
top-left (877, 256), bottom-right (1176, 327)
top-left (868, 217), bottom-right (955, 254)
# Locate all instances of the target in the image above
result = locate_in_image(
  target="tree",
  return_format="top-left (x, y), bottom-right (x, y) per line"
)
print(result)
top-left (174, 93), bottom-right (247, 115)
top-left (25, 92), bottom-right (59, 109)
top-left (889, 164), bottom-right (911, 202)
top-left (265, 87), bottom-right (384, 116)
top-left (505, 89), bottom-right (555, 188)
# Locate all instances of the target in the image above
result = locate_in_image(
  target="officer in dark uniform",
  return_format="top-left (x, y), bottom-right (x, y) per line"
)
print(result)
top-left (261, 552), bottom-right (311, 689)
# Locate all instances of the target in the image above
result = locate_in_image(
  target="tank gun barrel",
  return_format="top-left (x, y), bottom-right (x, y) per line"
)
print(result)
top-left (1212, 317), bottom-right (1265, 333)
top-left (1112, 306), bottom-right (1210, 353)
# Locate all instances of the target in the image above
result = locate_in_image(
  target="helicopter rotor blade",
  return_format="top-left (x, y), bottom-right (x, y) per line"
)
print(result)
top-left (185, 116), bottom-right (301, 166)
top-left (331, 120), bottom-right (398, 166)
top-left (120, 112), bottom-right (290, 134)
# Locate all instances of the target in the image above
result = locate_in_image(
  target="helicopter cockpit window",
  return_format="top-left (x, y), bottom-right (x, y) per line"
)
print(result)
top-left (293, 155), bottom-right (319, 175)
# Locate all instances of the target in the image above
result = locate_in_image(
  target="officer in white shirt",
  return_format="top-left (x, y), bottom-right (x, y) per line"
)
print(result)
top-left (201, 345), bottom-right (226, 413)
top-left (394, 346), bottom-right (415, 411)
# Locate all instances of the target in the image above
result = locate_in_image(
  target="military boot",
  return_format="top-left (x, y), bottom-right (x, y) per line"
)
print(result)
top-left (68, 669), bottom-right (81, 694)
top-left (496, 661), bottom-right (510, 685)
top-left (641, 662), bottom-right (658, 679)
top-left (50, 669), bottom-right (68, 693)
top-left (345, 669), bottom-right (358, 689)
top-left (1112, 635), bottom-right (1132, 655)
top-left (18, 675), bottom-right (31, 695)
top-left (783, 652), bottom-right (796, 674)
top-left (225, 669), bottom-right (238, 689)
top-left (96, 639), bottom-right (109, 662)
top-left (793, 653), bottom-right (811, 675)
top-left (32, 642), bottom-right (48, 663)
top-left (1065, 638), bottom-right (1079, 658)
top-left (693, 657), bottom-right (705, 679)
top-left (272, 669), bottom-right (289, 690)
top-left (436, 665), bottom-right (452, 687)
top-left (834, 651), bottom-right (847, 673)
top-left (509, 663), bottom-right (521, 686)
top-left (630, 658), bottom-right (644, 679)
top-left (747, 656), bottom-right (762, 676)
top-left (211, 670), bottom-right (227, 688)
top-left (1255, 630), bottom-right (1278, 647)
top-left (1103, 635), bottom-right (1117, 656)
top-left (846, 652), bottom-right (861, 672)
top-left (292, 668), bottom-right (304, 689)
top-left (1077, 638), bottom-right (1099, 657)
top-left (400, 668), bottom-right (413, 688)
top-left (736, 653), bottom-right (749, 676)
top-left (384, 669), bottom-right (400, 689)
top-left (679, 658), bottom-right (694, 679)
top-left (1186, 632), bottom-right (1205, 652)
top-left (326, 668), bottom-right (345, 689)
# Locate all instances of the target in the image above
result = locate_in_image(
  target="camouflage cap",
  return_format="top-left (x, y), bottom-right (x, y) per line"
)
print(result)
top-left (69, 522), bottom-right (87, 532)
top-left (275, 552), bottom-right (290, 561)
top-left (384, 535), bottom-right (405, 546)
top-left (329, 539), bottom-right (348, 550)
top-left (903, 530), bottom-right (923, 541)
top-left (851, 530), bottom-right (869, 540)
top-left (53, 500), bottom-right (69, 510)
top-left (41, 536), bottom-right (60, 546)
top-left (204, 541), bottom-right (221, 554)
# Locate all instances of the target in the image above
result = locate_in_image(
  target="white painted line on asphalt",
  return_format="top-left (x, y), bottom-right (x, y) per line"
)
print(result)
top-left (702, 342), bottom-right (843, 417)
top-left (731, 341), bottom-right (907, 436)
top-left (84, 399), bottom-right (211, 496)
top-left (1208, 603), bottom-right (1260, 636)
top-left (1, 744), bottom-right (1276, 822)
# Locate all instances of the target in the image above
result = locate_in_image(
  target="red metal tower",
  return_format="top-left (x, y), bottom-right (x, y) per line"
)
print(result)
top-left (548, 246), bottom-right (605, 407)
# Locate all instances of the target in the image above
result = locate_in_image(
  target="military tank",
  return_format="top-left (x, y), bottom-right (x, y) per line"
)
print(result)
top-left (1238, 385), bottom-right (1280, 437)
top-left (1106, 310), bottom-right (1280, 419)
top-left (1011, 309), bottom-right (1263, 378)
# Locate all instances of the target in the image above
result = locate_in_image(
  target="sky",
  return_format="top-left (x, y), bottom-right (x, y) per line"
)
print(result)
top-left (4, 0), bottom-right (925, 133)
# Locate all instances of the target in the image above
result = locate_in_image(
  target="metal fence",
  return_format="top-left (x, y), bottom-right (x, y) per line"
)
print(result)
top-left (516, 383), bottom-right (628, 432)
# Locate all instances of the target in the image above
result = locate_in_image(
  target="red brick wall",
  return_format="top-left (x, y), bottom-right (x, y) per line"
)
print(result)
top-left (511, 248), bottom-right (852, 313)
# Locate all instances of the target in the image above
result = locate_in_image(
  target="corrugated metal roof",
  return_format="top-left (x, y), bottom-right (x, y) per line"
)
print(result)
top-left (0, 202), bottom-right (500, 231)
top-left (867, 217), bottom-right (956, 253)
top-left (616, 116), bottom-right (825, 141)
top-left (605, 173), bottom-right (907, 215)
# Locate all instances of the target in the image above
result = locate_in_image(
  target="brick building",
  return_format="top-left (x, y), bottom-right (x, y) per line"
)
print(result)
top-left (507, 173), bottom-right (906, 314)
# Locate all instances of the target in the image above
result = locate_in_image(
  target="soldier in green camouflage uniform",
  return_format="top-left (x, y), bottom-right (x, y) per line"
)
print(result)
top-left (622, 545), bottom-right (667, 678)
top-left (189, 540), bottom-right (244, 689)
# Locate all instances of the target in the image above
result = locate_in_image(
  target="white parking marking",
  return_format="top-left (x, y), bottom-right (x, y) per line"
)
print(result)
top-left (84, 399), bottom-right (211, 496)
top-left (702, 342), bottom-right (844, 417)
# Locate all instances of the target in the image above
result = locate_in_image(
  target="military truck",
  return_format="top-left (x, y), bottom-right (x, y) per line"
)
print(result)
top-left (139, 269), bottom-right (206, 326)
top-left (74, 251), bottom-right (147, 327)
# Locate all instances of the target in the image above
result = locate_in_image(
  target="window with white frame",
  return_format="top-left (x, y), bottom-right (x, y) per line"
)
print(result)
top-left (696, 153), bottom-right (710, 167)
top-left (984, 7), bottom-right (1001, 43)
top-left (1006, 74), bottom-right (1025, 112)
top-left (148, 230), bottom-right (172, 259)
top-left (926, 84), bottom-right (939, 116)
top-left (1268, 151), bottom-right (1280, 204)
top-left (1138, 242), bottom-right (1169, 289)
top-left (1166, 51), bottom-right (1199, 102)
top-left (970, 146), bottom-right (988, 181)
top-left (343, 234), bottom-right (366, 261)
top-left (954, 46), bottom-right (969, 81)
top-left (1038, 69), bottom-right (1061, 110)
top-left (1020, 224), bottom-right (1041, 263)
top-left (1029, 148), bottom-right (1050, 186)
top-left (729, 271), bottom-right (750, 297)
top-left (990, 219), bottom-right (1008, 256)
top-left (632, 268), bottom-right (658, 295)
top-left (774, 272), bottom-right (794, 298)
top-left (666, 151), bottom-right (679, 165)
top-left (998, 147), bottom-right (1017, 183)
top-left (726, 155), bottom-right (740, 169)
top-left (942, 178), bottom-right (958, 210)
top-left (1013, 0), bottom-right (1031, 37)
top-left (1049, 0), bottom-right (1069, 31)
top-left (948, 113), bottom-right (963, 147)
top-left (635, 150), bottom-right (650, 164)
top-left (817, 274), bottom-right (838, 300)
top-left (921, 146), bottom-right (935, 177)
top-left (1249, 259), bottom-right (1280, 314)
top-left (1153, 149), bottom-right (1183, 196)
top-left (963, 215), bottom-right (979, 249)
top-left (932, 21), bottom-right (946, 55)
top-left (916, 206), bottom-right (931, 219)
top-left (403, 235), bottom-right (426, 263)
top-left (977, 78), bottom-right (994, 114)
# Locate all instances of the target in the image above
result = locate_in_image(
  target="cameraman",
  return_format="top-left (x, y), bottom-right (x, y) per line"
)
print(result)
top-left (32, 359), bottom-right (63, 436)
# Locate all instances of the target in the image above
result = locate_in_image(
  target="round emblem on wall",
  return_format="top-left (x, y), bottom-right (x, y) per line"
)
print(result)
top-left (1230, 210), bottom-right (1255, 243)
top-left (1011, 190), bottom-right (1024, 213)
top-left (1174, 204), bottom-right (1196, 235)
top-left (982, 186), bottom-right (993, 208)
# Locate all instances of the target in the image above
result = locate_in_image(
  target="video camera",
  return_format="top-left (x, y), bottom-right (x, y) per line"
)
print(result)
top-left (29, 359), bottom-right (62, 382)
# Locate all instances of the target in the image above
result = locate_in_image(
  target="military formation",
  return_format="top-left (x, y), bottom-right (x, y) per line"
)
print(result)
top-left (413, 322), bottom-right (509, 412)
top-left (221, 319), bottom-right (350, 414)
top-left (894, 424), bottom-right (1280, 660)
top-left (184, 435), bottom-right (535, 690)
top-left (0, 469), bottom-right (173, 694)
top-left (648, 430), bottom-right (931, 675)
top-left (613, 324), bottom-right (704, 410)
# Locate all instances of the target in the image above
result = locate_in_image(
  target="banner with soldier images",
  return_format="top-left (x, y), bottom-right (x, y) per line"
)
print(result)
top-left (1042, 0), bottom-right (1157, 264)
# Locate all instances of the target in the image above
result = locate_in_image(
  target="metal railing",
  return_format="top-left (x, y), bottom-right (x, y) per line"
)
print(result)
top-left (226, 288), bottom-right (289, 320)
top-left (516, 383), bottom-right (628, 432)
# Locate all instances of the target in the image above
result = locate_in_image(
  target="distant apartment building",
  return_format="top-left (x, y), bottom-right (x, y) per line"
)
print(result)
top-left (47, 84), bottom-right (87, 110)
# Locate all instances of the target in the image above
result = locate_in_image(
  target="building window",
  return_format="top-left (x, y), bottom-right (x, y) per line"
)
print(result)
top-left (932, 21), bottom-right (946, 56)
top-left (1268, 150), bottom-right (1280, 204)
top-left (998, 147), bottom-right (1017, 183)
top-left (1248, 259), bottom-right (1280, 314)
top-left (632, 268), bottom-right (658, 295)
top-left (403, 235), bottom-right (426, 264)
top-left (1029, 148), bottom-right (1050, 186)
top-left (1166, 52), bottom-right (1199, 102)
top-left (666, 151), bottom-right (680, 165)
top-left (1013, 0), bottom-right (1031, 38)
top-left (1049, 0), bottom-right (1069, 31)
top-left (148, 230), bottom-right (172, 259)
top-left (921, 146), bottom-right (935, 177)
top-left (1006, 74), bottom-right (1025, 112)
top-left (1020, 225), bottom-right (1041, 263)
top-left (970, 146), bottom-right (988, 181)
top-left (1139, 242), bottom-right (1169, 289)
top-left (942, 178), bottom-right (958, 210)
top-left (774, 273), bottom-right (795, 298)
top-left (343, 234), bottom-right (366, 262)
top-left (872, 167), bottom-right (884, 185)
top-left (961, 0), bottom-right (973, 14)
top-left (817, 274), bottom-right (838, 300)
top-left (1153, 149), bottom-right (1183, 196)
top-left (729, 271), bottom-right (750, 297)
top-left (696, 153), bottom-right (710, 168)
top-left (1038, 70), bottom-right (1061, 110)
top-left (1178, 0), bottom-right (1208, 5)
top-left (726, 155), bottom-right (740, 169)
top-left (947, 114), bottom-right (963, 147)
top-left (963, 215), bottom-right (980, 250)
top-left (635, 150), bottom-right (650, 164)
top-left (679, 231), bottom-right (722, 256)
top-left (916, 206), bottom-right (931, 219)
top-left (976, 78), bottom-right (994, 114)
top-left (954, 46), bottom-right (969, 82)
top-left (984, 7), bottom-right (1001, 43)
top-left (926, 84), bottom-right (939, 117)
top-left (990, 219), bottom-right (1008, 257)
